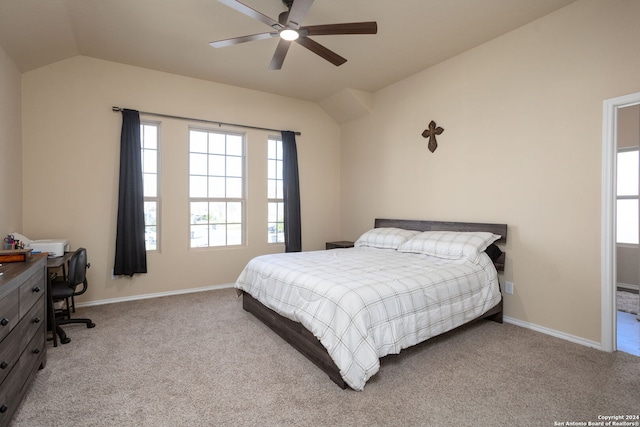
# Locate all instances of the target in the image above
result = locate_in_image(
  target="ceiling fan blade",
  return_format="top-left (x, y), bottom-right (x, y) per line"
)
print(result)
top-left (269, 39), bottom-right (291, 70)
top-left (303, 22), bottom-right (378, 36)
top-left (210, 32), bottom-right (278, 48)
top-left (286, 0), bottom-right (314, 29)
top-left (218, 0), bottom-right (282, 30)
top-left (295, 36), bottom-right (346, 66)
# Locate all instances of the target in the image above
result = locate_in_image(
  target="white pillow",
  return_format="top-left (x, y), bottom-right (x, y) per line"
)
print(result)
top-left (354, 227), bottom-right (420, 250)
top-left (397, 231), bottom-right (500, 262)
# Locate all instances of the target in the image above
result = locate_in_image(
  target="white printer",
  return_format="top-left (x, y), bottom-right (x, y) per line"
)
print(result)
top-left (28, 239), bottom-right (70, 258)
top-left (10, 232), bottom-right (70, 258)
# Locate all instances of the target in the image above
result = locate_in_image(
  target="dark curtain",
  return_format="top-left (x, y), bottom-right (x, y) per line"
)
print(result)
top-left (114, 109), bottom-right (147, 276)
top-left (282, 131), bottom-right (301, 252)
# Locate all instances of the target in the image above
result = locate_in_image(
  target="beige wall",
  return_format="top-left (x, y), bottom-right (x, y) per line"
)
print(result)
top-left (0, 45), bottom-right (22, 236)
top-left (340, 0), bottom-right (640, 343)
top-left (21, 56), bottom-right (341, 303)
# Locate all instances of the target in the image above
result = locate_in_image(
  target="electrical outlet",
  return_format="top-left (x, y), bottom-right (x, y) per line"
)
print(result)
top-left (504, 281), bottom-right (514, 295)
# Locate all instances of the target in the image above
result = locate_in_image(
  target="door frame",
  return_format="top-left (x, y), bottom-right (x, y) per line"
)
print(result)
top-left (601, 91), bottom-right (640, 352)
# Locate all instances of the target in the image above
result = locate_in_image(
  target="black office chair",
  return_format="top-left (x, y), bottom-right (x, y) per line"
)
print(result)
top-left (51, 248), bottom-right (96, 343)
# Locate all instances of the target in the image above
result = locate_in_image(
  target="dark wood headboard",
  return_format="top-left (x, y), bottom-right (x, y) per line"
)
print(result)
top-left (374, 218), bottom-right (507, 244)
top-left (374, 218), bottom-right (507, 271)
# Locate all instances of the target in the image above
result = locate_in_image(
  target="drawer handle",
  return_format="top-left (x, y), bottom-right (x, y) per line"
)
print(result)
top-left (0, 318), bottom-right (8, 326)
top-left (33, 317), bottom-right (41, 324)
top-left (32, 348), bottom-right (41, 355)
top-left (0, 404), bottom-right (7, 413)
top-left (0, 361), bottom-right (7, 369)
top-left (32, 286), bottom-right (41, 293)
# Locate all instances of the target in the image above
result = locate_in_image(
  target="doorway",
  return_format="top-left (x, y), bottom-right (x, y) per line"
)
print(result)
top-left (602, 92), bottom-right (640, 354)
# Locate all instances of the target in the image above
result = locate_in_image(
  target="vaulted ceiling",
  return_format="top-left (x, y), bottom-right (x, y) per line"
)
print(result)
top-left (0, 0), bottom-right (576, 103)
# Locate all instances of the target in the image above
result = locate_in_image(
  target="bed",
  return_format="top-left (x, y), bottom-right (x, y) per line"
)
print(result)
top-left (235, 218), bottom-right (507, 390)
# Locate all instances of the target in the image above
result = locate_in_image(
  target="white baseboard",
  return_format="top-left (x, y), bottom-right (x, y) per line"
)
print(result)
top-left (74, 283), bottom-right (236, 308)
top-left (503, 316), bottom-right (603, 351)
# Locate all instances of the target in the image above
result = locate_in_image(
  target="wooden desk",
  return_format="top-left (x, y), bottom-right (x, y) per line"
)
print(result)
top-left (46, 252), bottom-right (73, 346)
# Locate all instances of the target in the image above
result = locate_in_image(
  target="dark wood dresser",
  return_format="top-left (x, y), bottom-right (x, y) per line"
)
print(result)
top-left (0, 256), bottom-right (47, 427)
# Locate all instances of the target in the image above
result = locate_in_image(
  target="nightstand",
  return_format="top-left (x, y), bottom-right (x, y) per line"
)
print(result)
top-left (325, 241), bottom-right (355, 250)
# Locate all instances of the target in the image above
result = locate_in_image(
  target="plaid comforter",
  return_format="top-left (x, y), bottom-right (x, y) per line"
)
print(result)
top-left (235, 247), bottom-right (501, 390)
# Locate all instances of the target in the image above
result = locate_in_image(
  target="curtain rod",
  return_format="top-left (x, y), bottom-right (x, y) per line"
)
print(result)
top-left (112, 107), bottom-right (301, 136)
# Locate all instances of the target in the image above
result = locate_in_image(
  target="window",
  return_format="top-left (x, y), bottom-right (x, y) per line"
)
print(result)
top-left (617, 148), bottom-right (639, 244)
top-left (189, 129), bottom-right (245, 248)
top-left (268, 137), bottom-right (284, 243)
top-left (141, 122), bottom-right (160, 251)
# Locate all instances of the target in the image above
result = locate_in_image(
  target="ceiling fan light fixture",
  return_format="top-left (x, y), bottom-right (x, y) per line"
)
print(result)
top-left (280, 29), bottom-right (299, 41)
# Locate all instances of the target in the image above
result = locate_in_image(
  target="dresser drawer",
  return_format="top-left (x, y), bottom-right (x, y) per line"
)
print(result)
top-left (0, 289), bottom-right (19, 343)
top-left (19, 323), bottom-right (46, 391)
top-left (18, 298), bottom-right (45, 352)
top-left (19, 269), bottom-right (45, 317)
top-left (0, 328), bottom-right (20, 386)
top-left (0, 361), bottom-right (21, 427)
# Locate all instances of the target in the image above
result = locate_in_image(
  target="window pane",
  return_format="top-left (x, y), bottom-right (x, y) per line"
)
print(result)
top-left (226, 177), bottom-right (242, 198)
top-left (190, 130), bottom-right (208, 153)
top-left (191, 225), bottom-right (209, 247)
top-left (145, 226), bottom-right (157, 251)
top-left (617, 199), bottom-right (639, 244)
top-left (268, 159), bottom-right (277, 179)
top-left (143, 173), bottom-right (157, 197)
top-left (209, 202), bottom-right (226, 223)
top-left (268, 139), bottom-right (277, 159)
top-left (142, 149), bottom-right (157, 173)
top-left (209, 154), bottom-right (225, 175)
top-left (209, 133), bottom-right (225, 154)
top-left (209, 224), bottom-right (226, 246)
top-left (276, 162), bottom-right (282, 180)
top-left (227, 156), bottom-right (242, 177)
top-left (190, 176), bottom-right (207, 198)
top-left (190, 202), bottom-right (208, 224)
top-left (144, 201), bottom-right (157, 250)
top-left (209, 177), bottom-right (226, 198)
top-left (144, 202), bottom-right (157, 226)
top-left (190, 153), bottom-right (207, 175)
top-left (227, 223), bottom-right (242, 245)
top-left (267, 180), bottom-right (277, 199)
top-left (142, 125), bottom-right (157, 149)
top-left (268, 223), bottom-right (277, 243)
top-left (227, 135), bottom-right (243, 156)
top-left (228, 202), bottom-right (242, 223)
top-left (268, 202), bottom-right (278, 222)
top-left (618, 150), bottom-right (639, 196)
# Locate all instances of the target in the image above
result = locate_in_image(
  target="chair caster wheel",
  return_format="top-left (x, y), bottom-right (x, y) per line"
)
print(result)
top-left (61, 337), bottom-right (71, 344)
top-left (87, 322), bottom-right (96, 328)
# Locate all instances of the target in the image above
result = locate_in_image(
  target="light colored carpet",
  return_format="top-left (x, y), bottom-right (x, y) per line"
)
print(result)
top-left (10, 289), bottom-right (640, 427)
top-left (617, 290), bottom-right (639, 315)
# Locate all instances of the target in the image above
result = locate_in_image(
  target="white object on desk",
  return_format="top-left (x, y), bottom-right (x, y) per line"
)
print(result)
top-left (28, 239), bottom-right (70, 257)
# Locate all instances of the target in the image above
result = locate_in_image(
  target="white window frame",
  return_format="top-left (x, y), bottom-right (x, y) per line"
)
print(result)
top-left (141, 121), bottom-right (160, 252)
top-left (616, 146), bottom-right (639, 246)
top-left (267, 136), bottom-right (285, 244)
top-left (188, 127), bottom-right (246, 248)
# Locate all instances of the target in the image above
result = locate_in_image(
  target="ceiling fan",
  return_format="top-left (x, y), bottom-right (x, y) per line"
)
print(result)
top-left (210, 0), bottom-right (378, 70)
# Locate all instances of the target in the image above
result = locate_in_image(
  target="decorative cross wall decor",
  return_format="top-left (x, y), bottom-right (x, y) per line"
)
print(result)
top-left (421, 121), bottom-right (444, 153)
